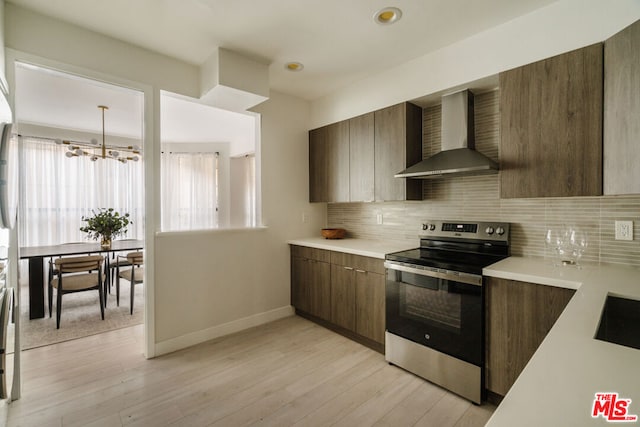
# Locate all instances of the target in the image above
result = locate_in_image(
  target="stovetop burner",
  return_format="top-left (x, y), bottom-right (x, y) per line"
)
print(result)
top-left (386, 247), bottom-right (507, 275)
top-left (385, 220), bottom-right (510, 275)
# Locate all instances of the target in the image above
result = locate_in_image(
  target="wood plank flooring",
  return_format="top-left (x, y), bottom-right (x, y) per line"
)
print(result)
top-left (7, 316), bottom-right (495, 426)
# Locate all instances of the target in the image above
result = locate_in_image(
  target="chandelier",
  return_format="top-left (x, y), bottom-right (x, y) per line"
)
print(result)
top-left (56, 105), bottom-right (141, 163)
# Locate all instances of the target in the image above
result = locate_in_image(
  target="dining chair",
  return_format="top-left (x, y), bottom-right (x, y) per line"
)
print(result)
top-left (47, 242), bottom-right (93, 290)
top-left (107, 239), bottom-right (140, 291)
top-left (48, 244), bottom-right (95, 311)
top-left (116, 251), bottom-right (143, 315)
top-left (49, 255), bottom-right (105, 329)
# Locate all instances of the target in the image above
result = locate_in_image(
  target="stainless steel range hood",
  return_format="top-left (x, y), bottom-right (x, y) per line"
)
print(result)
top-left (395, 90), bottom-right (498, 179)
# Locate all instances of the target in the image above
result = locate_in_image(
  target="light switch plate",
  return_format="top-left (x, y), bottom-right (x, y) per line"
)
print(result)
top-left (615, 220), bottom-right (633, 241)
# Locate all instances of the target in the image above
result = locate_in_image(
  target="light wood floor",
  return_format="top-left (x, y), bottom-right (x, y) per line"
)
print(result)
top-left (7, 316), bottom-right (495, 426)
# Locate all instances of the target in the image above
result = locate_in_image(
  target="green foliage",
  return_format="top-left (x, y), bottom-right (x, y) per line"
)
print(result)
top-left (80, 208), bottom-right (131, 241)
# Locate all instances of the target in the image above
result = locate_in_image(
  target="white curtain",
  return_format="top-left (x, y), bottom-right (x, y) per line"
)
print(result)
top-left (242, 155), bottom-right (256, 227)
top-left (18, 137), bottom-right (144, 246)
top-left (161, 151), bottom-right (218, 231)
top-left (230, 155), bottom-right (256, 228)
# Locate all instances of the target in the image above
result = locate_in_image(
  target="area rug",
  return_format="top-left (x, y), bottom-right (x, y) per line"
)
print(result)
top-left (7, 279), bottom-right (144, 352)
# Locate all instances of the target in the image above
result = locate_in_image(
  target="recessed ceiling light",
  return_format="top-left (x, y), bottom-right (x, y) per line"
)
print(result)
top-left (285, 62), bottom-right (304, 72)
top-left (374, 7), bottom-right (402, 25)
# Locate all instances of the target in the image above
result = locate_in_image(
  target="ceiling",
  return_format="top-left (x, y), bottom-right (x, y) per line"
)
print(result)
top-left (15, 63), bottom-right (144, 138)
top-left (8, 0), bottom-right (558, 101)
top-left (15, 63), bottom-right (256, 150)
top-left (10, 0), bottom-right (557, 148)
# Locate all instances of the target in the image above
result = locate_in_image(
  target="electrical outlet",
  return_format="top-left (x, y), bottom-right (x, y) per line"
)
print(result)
top-left (376, 213), bottom-right (383, 225)
top-left (615, 220), bottom-right (633, 241)
top-left (302, 212), bottom-right (308, 224)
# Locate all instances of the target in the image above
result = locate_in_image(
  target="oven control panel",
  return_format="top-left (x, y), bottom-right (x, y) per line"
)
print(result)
top-left (420, 220), bottom-right (510, 243)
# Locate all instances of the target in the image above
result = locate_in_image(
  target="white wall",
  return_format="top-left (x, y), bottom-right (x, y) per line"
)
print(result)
top-left (4, 3), bottom-right (199, 98)
top-left (310, 0), bottom-right (640, 128)
top-left (4, 4), bottom-right (326, 355)
top-left (0, 0), bottom-right (7, 96)
top-left (154, 91), bottom-right (326, 351)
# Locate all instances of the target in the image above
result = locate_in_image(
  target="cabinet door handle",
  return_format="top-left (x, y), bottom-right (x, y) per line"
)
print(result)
top-left (355, 269), bottom-right (366, 274)
top-left (343, 266), bottom-right (353, 271)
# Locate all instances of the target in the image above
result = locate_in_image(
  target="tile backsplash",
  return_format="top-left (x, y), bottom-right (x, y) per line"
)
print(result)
top-left (327, 90), bottom-right (640, 267)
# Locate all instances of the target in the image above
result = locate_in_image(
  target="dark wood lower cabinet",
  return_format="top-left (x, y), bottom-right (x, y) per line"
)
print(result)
top-left (291, 245), bottom-right (386, 352)
top-left (355, 270), bottom-right (385, 343)
top-left (291, 256), bottom-right (310, 314)
top-left (291, 246), bottom-right (331, 322)
top-left (485, 277), bottom-right (575, 396)
top-left (292, 246), bottom-right (578, 394)
top-left (331, 264), bottom-right (356, 330)
top-left (308, 260), bottom-right (331, 321)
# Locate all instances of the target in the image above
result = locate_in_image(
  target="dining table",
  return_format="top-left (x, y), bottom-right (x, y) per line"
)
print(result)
top-left (20, 240), bottom-right (144, 319)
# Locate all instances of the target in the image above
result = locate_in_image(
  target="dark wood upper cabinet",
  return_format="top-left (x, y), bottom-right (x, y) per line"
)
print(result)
top-left (308, 121), bottom-right (349, 202)
top-left (349, 112), bottom-right (375, 202)
top-left (374, 102), bottom-right (423, 201)
top-left (309, 126), bottom-right (328, 203)
top-left (604, 19), bottom-right (640, 195)
top-left (309, 102), bottom-right (422, 203)
top-left (499, 43), bottom-right (603, 198)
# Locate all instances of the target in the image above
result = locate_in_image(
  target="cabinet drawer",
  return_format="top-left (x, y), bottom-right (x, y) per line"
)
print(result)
top-left (330, 251), bottom-right (384, 274)
top-left (290, 245), bottom-right (331, 263)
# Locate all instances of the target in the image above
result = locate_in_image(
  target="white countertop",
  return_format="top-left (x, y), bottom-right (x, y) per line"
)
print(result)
top-left (287, 237), bottom-right (417, 259)
top-left (484, 257), bottom-right (640, 427)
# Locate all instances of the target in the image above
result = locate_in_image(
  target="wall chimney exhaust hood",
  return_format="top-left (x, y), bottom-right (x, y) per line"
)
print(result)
top-left (395, 90), bottom-right (498, 179)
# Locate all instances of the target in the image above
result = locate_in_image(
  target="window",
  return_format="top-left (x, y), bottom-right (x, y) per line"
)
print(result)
top-left (160, 92), bottom-right (259, 231)
top-left (18, 136), bottom-right (144, 246)
top-left (160, 151), bottom-right (219, 231)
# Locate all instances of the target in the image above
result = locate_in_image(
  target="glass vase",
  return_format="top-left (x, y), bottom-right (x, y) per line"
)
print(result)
top-left (100, 236), bottom-right (112, 249)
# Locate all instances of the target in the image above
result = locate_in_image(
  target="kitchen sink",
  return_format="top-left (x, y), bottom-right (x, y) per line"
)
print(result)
top-left (595, 294), bottom-right (640, 350)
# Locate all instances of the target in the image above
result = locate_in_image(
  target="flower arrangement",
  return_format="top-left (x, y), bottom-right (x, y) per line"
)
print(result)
top-left (80, 208), bottom-right (131, 248)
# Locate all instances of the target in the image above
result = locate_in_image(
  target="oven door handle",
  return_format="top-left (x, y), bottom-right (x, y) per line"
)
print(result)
top-left (384, 261), bottom-right (482, 287)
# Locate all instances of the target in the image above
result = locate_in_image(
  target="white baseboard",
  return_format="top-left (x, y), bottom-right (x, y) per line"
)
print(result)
top-left (153, 305), bottom-right (295, 356)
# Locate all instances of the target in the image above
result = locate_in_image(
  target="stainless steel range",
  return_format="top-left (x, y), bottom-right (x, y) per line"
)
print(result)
top-left (384, 220), bottom-right (510, 404)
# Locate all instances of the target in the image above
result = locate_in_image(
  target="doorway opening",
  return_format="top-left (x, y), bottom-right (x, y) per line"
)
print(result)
top-left (10, 62), bottom-right (146, 351)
